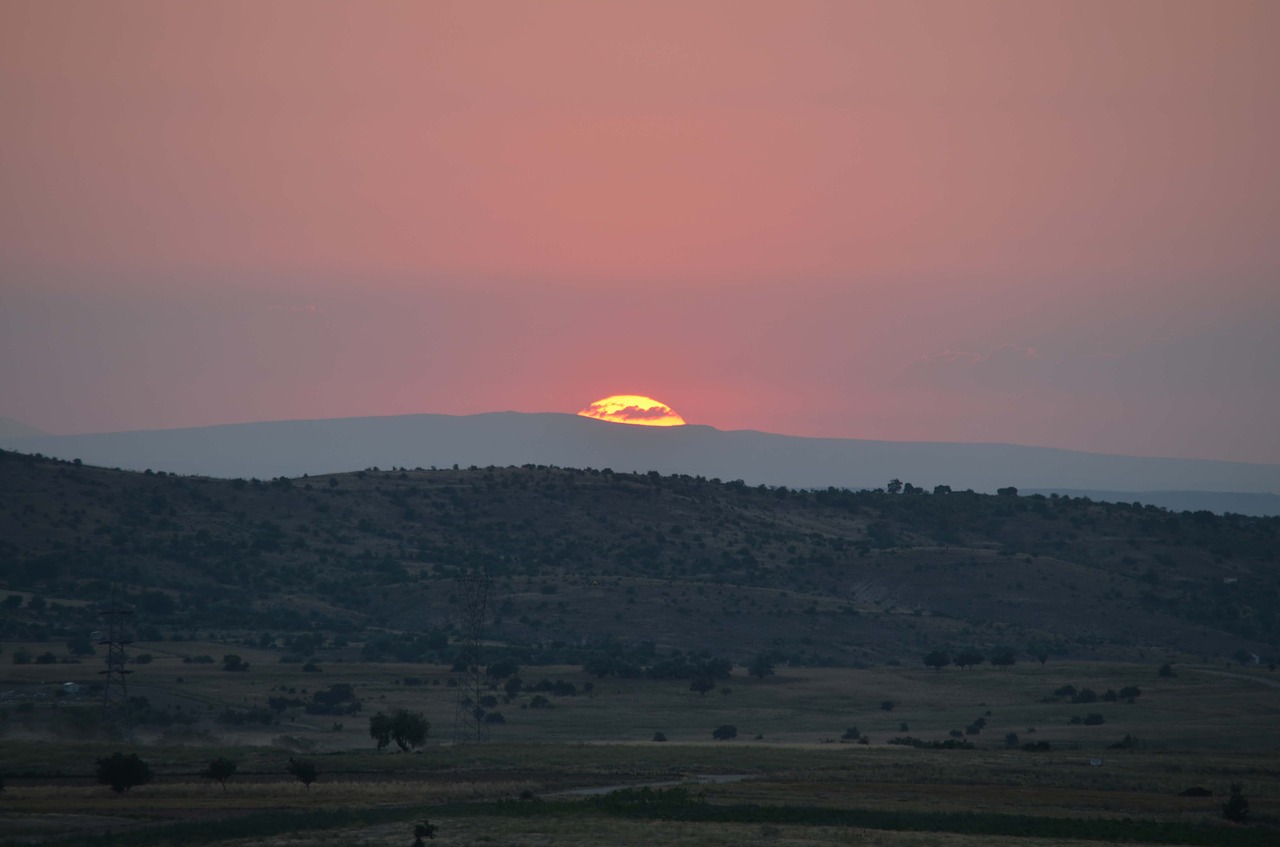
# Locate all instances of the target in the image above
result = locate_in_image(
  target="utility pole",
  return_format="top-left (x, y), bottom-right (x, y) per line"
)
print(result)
top-left (98, 584), bottom-right (133, 739)
top-left (452, 571), bottom-right (492, 744)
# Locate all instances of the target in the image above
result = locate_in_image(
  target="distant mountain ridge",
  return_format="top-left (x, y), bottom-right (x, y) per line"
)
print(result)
top-left (0, 416), bottom-right (44, 438)
top-left (2, 412), bottom-right (1277, 514)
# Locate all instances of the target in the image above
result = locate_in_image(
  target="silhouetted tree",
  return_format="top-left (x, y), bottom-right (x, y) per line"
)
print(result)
top-left (924, 650), bottom-right (950, 672)
top-left (886, 479), bottom-right (904, 494)
top-left (200, 757), bottom-right (237, 792)
top-left (413, 819), bottom-right (437, 844)
top-left (95, 752), bottom-right (152, 794)
top-left (369, 712), bottom-right (393, 751)
top-left (1222, 783), bottom-right (1249, 822)
top-left (690, 675), bottom-right (715, 696)
top-left (990, 649), bottom-right (1017, 668)
top-left (954, 651), bottom-right (984, 670)
top-left (287, 757), bottom-right (318, 790)
top-left (391, 710), bottom-right (430, 751)
top-left (748, 654), bottom-right (775, 679)
top-left (221, 654), bottom-right (249, 672)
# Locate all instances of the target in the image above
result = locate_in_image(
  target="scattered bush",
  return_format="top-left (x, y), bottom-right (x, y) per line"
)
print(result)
top-left (712, 724), bottom-right (738, 740)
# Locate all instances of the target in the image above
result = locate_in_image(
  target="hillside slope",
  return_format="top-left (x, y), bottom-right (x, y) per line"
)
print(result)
top-left (1, 450), bottom-right (1276, 667)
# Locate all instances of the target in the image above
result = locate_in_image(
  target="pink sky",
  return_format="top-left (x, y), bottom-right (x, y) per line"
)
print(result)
top-left (2, 1), bottom-right (1278, 463)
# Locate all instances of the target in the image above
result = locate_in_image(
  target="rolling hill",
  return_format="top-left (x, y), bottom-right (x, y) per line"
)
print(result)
top-left (2, 449), bottom-right (1276, 669)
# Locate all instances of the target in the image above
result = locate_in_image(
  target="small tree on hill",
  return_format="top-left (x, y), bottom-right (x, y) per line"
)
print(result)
top-left (391, 709), bottom-right (429, 751)
top-left (287, 757), bottom-right (319, 790)
top-left (201, 757), bottom-right (237, 792)
top-left (690, 675), bottom-right (715, 696)
top-left (748, 654), bottom-right (775, 679)
top-left (413, 819), bottom-right (437, 844)
top-left (1222, 783), bottom-right (1249, 822)
top-left (369, 712), bottom-right (394, 751)
top-left (222, 654), bottom-right (249, 672)
top-left (924, 650), bottom-right (950, 672)
top-left (990, 649), bottom-right (1017, 668)
top-left (95, 752), bottom-right (153, 794)
top-left (954, 651), bottom-right (984, 670)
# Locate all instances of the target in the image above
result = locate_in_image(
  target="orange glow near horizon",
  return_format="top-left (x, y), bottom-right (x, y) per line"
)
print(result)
top-left (577, 395), bottom-right (686, 427)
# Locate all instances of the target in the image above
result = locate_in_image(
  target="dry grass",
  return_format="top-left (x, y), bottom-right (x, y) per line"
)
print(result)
top-left (205, 816), bottom-right (1127, 847)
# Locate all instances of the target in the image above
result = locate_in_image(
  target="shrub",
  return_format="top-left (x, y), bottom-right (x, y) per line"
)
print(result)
top-left (712, 724), bottom-right (738, 740)
top-left (841, 727), bottom-right (860, 741)
top-left (652, 731), bottom-right (667, 742)
top-left (880, 700), bottom-right (895, 711)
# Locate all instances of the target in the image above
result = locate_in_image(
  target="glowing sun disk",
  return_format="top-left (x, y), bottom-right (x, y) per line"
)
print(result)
top-left (577, 394), bottom-right (686, 427)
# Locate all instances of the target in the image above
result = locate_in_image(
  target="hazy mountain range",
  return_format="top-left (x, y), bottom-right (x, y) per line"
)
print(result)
top-left (2, 412), bottom-right (1277, 515)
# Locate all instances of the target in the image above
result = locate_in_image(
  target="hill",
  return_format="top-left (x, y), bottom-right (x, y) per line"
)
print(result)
top-left (2, 449), bottom-right (1276, 669)
top-left (2, 412), bottom-right (1278, 515)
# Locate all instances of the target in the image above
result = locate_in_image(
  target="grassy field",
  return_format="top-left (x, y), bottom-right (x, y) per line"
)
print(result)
top-left (2, 655), bottom-right (1277, 845)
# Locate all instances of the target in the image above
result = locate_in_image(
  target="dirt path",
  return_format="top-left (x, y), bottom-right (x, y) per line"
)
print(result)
top-left (1193, 668), bottom-right (1280, 689)
top-left (548, 773), bottom-right (755, 798)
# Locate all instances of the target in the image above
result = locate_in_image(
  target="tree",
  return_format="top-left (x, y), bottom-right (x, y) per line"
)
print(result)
top-left (391, 710), bottom-right (430, 751)
top-left (712, 724), bottom-right (738, 740)
top-left (748, 654), bottom-right (775, 680)
top-left (95, 752), bottom-right (153, 793)
top-left (222, 654), bottom-right (249, 672)
top-left (953, 651), bottom-right (984, 670)
top-left (287, 757), bottom-right (319, 790)
top-left (486, 659), bottom-right (519, 680)
top-left (886, 479), bottom-right (904, 494)
top-left (369, 712), bottom-right (394, 751)
top-left (67, 636), bottom-right (97, 657)
top-left (413, 819), bottom-right (437, 844)
top-left (990, 649), bottom-right (1017, 668)
top-left (200, 757), bottom-right (237, 792)
top-left (923, 650), bottom-right (951, 672)
top-left (1222, 783), bottom-right (1249, 822)
top-left (689, 675), bottom-right (715, 696)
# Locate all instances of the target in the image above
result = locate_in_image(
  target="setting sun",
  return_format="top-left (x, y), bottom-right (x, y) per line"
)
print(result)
top-left (577, 395), bottom-right (686, 427)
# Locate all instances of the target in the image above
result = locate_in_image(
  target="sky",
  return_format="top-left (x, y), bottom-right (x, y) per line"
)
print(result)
top-left (2, 1), bottom-right (1277, 464)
